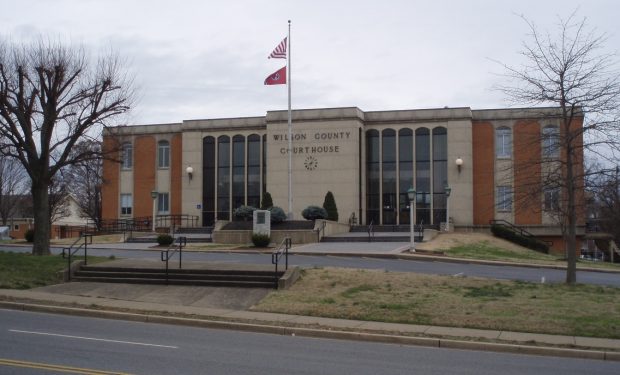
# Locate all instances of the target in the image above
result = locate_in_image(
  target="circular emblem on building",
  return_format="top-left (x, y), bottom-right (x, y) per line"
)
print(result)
top-left (304, 156), bottom-right (318, 171)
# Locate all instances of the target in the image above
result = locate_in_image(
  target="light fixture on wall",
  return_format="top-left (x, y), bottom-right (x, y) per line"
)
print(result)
top-left (186, 166), bottom-right (194, 181)
top-left (455, 157), bottom-right (463, 173)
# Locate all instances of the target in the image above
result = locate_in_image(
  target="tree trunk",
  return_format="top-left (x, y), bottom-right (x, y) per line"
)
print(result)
top-left (31, 181), bottom-right (51, 256)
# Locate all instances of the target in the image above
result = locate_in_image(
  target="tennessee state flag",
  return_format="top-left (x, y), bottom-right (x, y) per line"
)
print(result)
top-left (264, 66), bottom-right (286, 85)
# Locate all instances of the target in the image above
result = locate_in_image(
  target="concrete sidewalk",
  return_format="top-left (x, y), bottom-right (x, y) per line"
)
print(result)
top-left (0, 285), bottom-right (619, 361)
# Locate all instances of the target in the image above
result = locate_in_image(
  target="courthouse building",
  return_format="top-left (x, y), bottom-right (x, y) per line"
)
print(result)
top-left (101, 106), bottom-right (585, 252)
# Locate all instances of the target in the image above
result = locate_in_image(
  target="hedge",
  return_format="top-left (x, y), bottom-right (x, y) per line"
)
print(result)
top-left (302, 205), bottom-right (328, 221)
top-left (157, 234), bottom-right (174, 246)
top-left (252, 233), bottom-right (271, 247)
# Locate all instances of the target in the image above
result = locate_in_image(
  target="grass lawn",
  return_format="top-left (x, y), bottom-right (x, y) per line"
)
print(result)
top-left (254, 267), bottom-right (620, 339)
top-left (0, 251), bottom-right (110, 289)
top-left (443, 240), bottom-right (620, 270)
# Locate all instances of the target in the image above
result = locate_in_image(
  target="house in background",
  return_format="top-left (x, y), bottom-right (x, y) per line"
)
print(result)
top-left (5, 194), bottom-right (89, 240)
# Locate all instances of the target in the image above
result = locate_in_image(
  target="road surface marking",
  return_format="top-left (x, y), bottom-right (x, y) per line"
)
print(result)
top-left (0, 358), bottom-right (133, 374)
top-left (9, 329), bottom-right (178, 349)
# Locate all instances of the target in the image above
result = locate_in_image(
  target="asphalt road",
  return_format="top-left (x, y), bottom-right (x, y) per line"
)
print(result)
top-left (1, 309), bottom-right (617, 375)
top-left (2, 244), bottom-right (619, 287)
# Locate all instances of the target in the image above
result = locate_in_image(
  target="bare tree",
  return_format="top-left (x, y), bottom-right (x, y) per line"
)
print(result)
top-left (48, 172), bottom-right (71, 224)
top-left (588, 165), bottom-right (620, 247)
top-left (496, 12), bottom-right (620, 283)
top-left (0, 38), bottom-right (131, 255)
top-left (66, 140), bottom-right (104, 230)
top-left (0, 157), bottom-right (27, 225)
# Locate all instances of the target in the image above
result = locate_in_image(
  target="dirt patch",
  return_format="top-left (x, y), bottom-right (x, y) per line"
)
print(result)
top-left (416, 232), bottom-right (532, 252)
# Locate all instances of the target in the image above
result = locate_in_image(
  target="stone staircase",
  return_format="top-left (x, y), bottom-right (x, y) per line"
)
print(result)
top-left (175, 226), bottom-right (213, 243)
top-left (72, 264), bottom-right (282, 288)
top-left (126, 227), bottom-right (213, 243)
top-left (321, 225), bottom-right (423, 243)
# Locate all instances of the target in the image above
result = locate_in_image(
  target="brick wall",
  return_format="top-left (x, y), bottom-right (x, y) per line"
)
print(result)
top-left (472, 121), bottom-right (495, 225)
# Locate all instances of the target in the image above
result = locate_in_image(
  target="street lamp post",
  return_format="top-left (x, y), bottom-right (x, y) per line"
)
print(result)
top-left (150, 190), bottom-right (158, 232)
top-left (444, 184), bottom-right (452, 232)
top-left (407, 187), bottom-right (416, 253)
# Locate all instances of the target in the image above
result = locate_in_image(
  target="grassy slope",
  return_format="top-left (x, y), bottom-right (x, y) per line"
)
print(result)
top-left (0, 251), bottom-right (109, 289)
top-left (255, 267), bottom-right (620, 339)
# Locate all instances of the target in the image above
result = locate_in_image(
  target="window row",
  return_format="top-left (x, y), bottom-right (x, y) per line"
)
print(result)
top-left (121, 140), bottom-right (171, 170)
top-left (494, 186), bottom-right (561, 213)
top-left (366, 127), bottom-right (447, 226)
top-left (494, 125), bottom-right (560, 159)
top-left (119, 193), bottom-right (169, 216)
top-left (203, 134), bottom-right (266, 226)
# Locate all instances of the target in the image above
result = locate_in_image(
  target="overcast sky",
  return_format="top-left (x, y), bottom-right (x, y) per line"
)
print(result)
top-left (1, 0), bottom-right (618, 125)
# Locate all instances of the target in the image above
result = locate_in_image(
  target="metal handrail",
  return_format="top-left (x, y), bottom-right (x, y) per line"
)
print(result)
top-left (490, 219), bottom-right (553, 247)
top-left (160, 236), bottom-right (187, 285)
top-left (62, 234), bottom-right (93, 281)
top-left (271, 237), bottom-right (291, 288)
top-left (316, 220), bottom-right (327, 242)
top-left (348, 212), bottom-right (357, 226)
top-left (368, 220), bottom-right (375, 242)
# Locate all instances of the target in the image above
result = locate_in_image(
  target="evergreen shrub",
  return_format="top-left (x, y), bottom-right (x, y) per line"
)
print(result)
top-left (302, 205), bottom-right (328, 221)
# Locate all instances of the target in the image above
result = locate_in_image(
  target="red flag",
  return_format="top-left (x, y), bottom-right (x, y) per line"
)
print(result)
top-left (264, 66), bottom-right (286, 85)
top-left (268, 37), bottom-right (287, 59)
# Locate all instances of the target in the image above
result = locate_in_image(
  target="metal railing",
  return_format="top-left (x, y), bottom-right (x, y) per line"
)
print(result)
top-left (271, 237), bottom-right (291, 288)
top-left (61, 233), bottom-right (93, 281)
top-left (348, 212), bottom-right (357, 226)
top-left (316, 220), bottom-right (327, 242)
top-left (490, 219), bottom-right (553, 248)
top-left (95, 214), bottom-right (200, 236)
top-left (160, 236), bottom-right (187, 285)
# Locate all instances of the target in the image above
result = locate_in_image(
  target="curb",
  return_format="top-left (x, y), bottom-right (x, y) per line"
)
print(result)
top-left (1, 300), bottom-right (618, 361)
top-left (286, 251), bottom-right (620, 274)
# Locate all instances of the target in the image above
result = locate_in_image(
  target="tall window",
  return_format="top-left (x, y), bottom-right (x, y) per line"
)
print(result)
top-left (366, 130), bottom-right (380, 224)
top-left (217, 135), bottom-right (230, 220)
top-left (382, 129), bottom-right (396, 225)
top-left (232, 135), bottom-right (245, 213)
top-left (496, 127), bottom-right (512, 158)
top-left (544, 187), bottom-right (560, 211)
top-left (496, 186), bottom-right (512, 212)
top-left (415, 128), bottom-right (431, 225)
top-left (120, 194), bottom-right (132, 215)
top-left (432, 127), bottom-right (447, 224)
top-left (158, 140), bottom-right (170, 168)
top-left (202, 136), bottom-right (216, 225)
top-left (121, 143), bottom-right (132, 169)
top-left (247, 134), bottom-right (261, 208)
top-left (398, 128), bottom-right (413, 224)
top-left (542, 125), bottom-right (560, 158)
top-left (157, 193), bottom-right (169, 213)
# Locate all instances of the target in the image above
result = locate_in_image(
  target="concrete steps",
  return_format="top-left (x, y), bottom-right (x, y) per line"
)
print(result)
top-left (73, 265), bottom-right (282, 288)
top-left (175, 227), bottom-right (213, 234)
top-left (321, 236), bottom-right (414, 243)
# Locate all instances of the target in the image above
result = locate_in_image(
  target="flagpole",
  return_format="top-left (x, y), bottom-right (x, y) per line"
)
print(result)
top-left (287, 20), bottom-right (293, 219)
